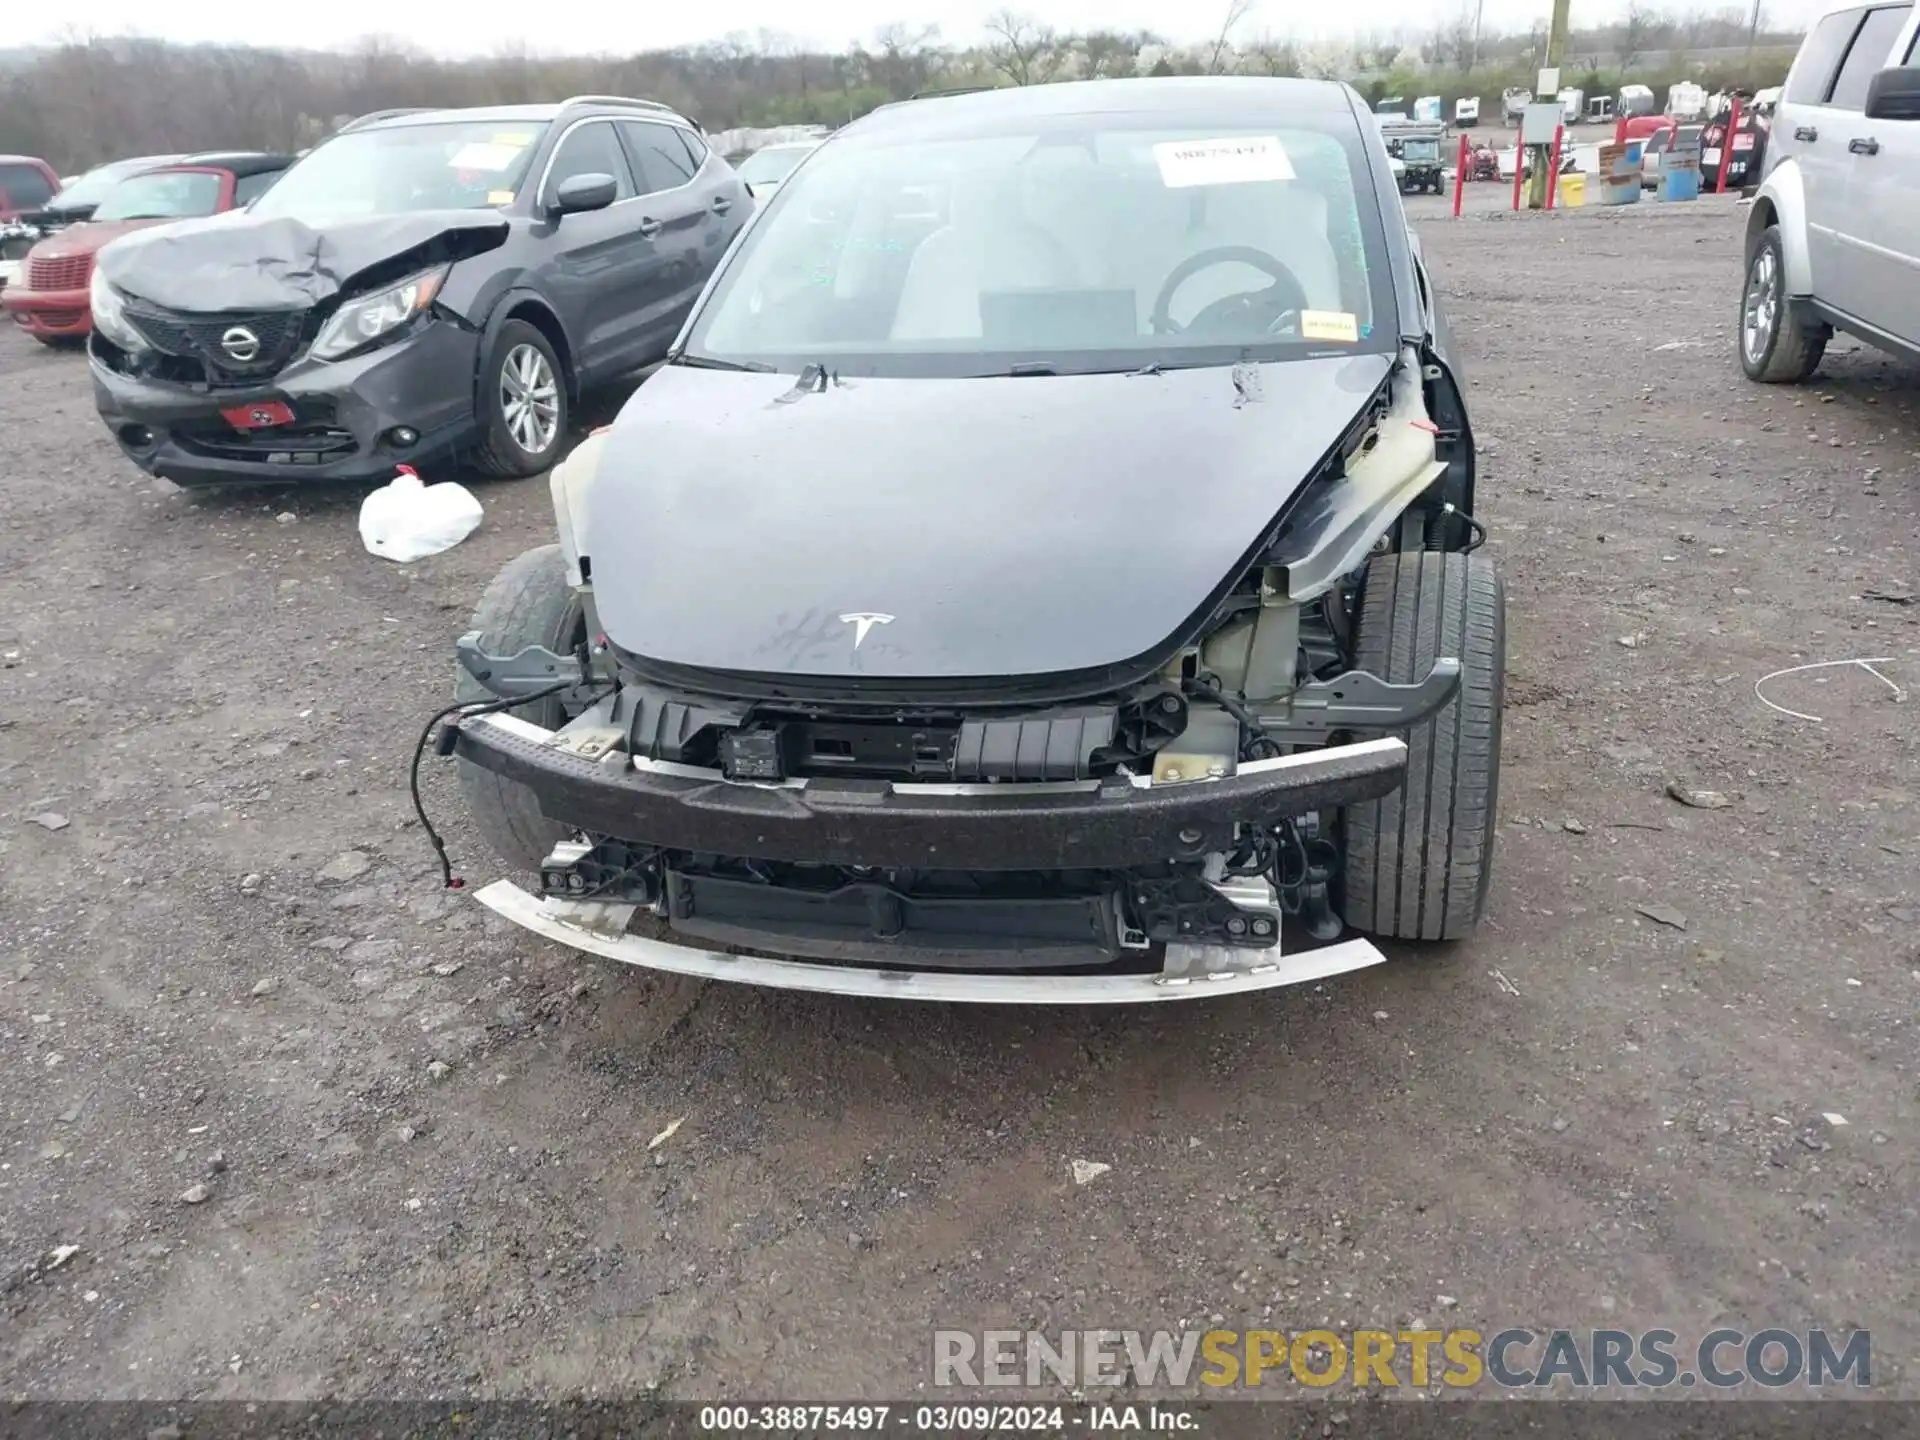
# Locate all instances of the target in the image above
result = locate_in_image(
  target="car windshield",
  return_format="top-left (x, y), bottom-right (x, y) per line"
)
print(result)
top-left (249, 120), bottom-right (547, 221)
top-left (49, 159), bottom-right (168, 211)
top-left (93, 170), bottom-right (223, 221)
top-left (0, 162), bottom-right (55, 212)
top-left (737, 146), bottom-right (816, 184)
top-left (686, 115), bottom-right (1396, 378)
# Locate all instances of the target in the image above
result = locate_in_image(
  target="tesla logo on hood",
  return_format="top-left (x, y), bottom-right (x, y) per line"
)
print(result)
top-left (838, 612), bottom-right (894, 650)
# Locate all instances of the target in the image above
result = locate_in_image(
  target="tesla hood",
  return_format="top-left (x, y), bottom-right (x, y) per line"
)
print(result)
top-left (585, 354), bottom-right (1394, 683)
top-left (94, 211), bottom-right (509, 312)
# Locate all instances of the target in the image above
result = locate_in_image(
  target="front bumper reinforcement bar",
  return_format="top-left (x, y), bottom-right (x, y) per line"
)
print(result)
top-left (450, 712), bottom-right (1410, 871)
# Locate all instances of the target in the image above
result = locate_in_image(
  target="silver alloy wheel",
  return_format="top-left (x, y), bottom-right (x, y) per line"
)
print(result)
top-left (1742, 245), bottom-right (1779, 367)
top-left (499, 343), bottom-right (560, 455)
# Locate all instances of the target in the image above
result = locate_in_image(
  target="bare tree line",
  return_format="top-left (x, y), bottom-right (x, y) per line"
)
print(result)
top-left (0, 6), bottom-right (1802, 173)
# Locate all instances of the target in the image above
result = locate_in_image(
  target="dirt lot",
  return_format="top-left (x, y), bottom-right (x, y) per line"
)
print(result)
top-left (2, 194), bottom-right (1916, 1403)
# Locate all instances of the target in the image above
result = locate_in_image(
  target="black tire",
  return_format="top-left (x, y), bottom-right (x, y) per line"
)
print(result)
top-left (473, 319), bottom-right (569, 479)
top-left (1436, 175), bottom-right (1447, 196)
top-left (455, 544), bottom-right (587, 874)
top-left (1740, 224), bottom-right (1825, 384)
top-left (34, 333), bottom-right (85, 350)
top-left (1341, 551), bottom-right (1504, 942)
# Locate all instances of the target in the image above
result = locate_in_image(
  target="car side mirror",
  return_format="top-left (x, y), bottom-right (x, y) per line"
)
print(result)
top-left (551, 173), bottom-right (617, 217)
top-left (1864, 66), bottom-right (1920, 121)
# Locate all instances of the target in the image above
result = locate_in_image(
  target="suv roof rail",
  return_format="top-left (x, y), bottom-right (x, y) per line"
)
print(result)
top-left (338, 107), bottom-right (436, 133)
top-left (909, 85), bottom-right (997, 100)
top-left (559, 95), bottom-right (688, 119)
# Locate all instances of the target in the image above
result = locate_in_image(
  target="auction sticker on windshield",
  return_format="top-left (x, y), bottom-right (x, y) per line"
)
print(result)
top-left (450, 141), bottom-right (528, 172)
top-left (1153, 135), bottom-right (1296, 188)
top-left (1301, 310), bottom-right (1360, 342)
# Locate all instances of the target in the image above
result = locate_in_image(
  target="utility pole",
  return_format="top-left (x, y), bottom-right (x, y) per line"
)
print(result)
top-left (1744, 0), bottom-right (1764, 85)
top-left (1527, 0), bottom-right (1573, 208)
top-left (1470, 0), bottom-right (1484, 70)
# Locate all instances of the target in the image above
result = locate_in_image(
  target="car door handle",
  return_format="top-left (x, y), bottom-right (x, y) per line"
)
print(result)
top-left (1794, 125), bottom-right (1818, 142)
top-left (636, 216), bottom-right (663, 238)
top-left (711, 195), bottom-right (733, 215)
top-left (1848, 136), bottom-right (1880, 156)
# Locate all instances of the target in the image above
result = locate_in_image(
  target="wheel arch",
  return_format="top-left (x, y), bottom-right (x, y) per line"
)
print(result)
top-left (480, 291), bottom-right (579, 403)
top-left (1748, 167), bottom-right (1811, 296)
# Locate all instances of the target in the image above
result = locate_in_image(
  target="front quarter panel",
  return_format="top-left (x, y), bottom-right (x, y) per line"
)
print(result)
top-left (1753, 161), bottom-right (1812, 296)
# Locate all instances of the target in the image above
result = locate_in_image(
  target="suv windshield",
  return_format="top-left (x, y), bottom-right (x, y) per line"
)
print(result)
top-left (94, 170), bottom-right (222, 221)
top-left (250, 120), bottom-right (548, 222)
top-left (685, 115), bottom-right (1395, 377)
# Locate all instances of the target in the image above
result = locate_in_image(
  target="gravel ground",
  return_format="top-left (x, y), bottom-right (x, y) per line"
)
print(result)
top-left (1, 193), bottom-right (1915, 1402)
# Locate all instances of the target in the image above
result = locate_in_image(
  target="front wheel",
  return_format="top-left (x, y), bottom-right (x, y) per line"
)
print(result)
top-left (474, 319), bottom-right (569, 478)
top-left (1341, 551), bottom-right (1504, 942)
top-left (455, 544), bottom-right (587, 875)
top-left (1739, 224), bottom-right (1825, 383)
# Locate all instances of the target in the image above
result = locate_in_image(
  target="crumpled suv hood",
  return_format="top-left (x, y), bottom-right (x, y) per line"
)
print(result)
top-left (94, 210), bottom-right (509, 311)
top-left (579, 353), bottom-right (1394, 684)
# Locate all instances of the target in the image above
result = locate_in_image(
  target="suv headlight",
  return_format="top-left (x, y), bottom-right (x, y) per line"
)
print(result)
top-left (310, 265), bottom-right (448, 362)
top-left (90, 270), bottom-right (148, 352)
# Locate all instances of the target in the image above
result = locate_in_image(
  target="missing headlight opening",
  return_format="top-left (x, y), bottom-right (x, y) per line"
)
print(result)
top-left (423, 78), bottom-right (1505, 1003)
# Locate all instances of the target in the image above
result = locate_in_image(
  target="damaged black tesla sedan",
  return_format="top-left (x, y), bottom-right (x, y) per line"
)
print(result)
top-left (439, 77), bottom-right (1504, 1003)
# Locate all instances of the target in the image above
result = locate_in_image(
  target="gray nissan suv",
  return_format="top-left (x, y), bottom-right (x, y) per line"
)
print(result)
top-left (88, 96), bottom-right (748, 485)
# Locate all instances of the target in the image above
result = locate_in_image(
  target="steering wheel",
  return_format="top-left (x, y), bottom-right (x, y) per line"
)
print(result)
top-left (1149, 246), bottom-right (1310, 338)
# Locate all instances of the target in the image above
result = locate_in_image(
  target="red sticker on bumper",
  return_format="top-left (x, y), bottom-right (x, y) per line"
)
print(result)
top-left (221, 400), bottom-right (295, 430)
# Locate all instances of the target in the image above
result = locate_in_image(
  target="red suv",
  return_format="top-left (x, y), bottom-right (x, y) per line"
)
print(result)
top-left (3, 152), bottom-right (290, 345)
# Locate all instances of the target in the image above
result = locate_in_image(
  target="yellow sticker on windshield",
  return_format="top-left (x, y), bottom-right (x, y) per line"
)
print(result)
top-left (486, 189), bottom-right (515, 206)
top-left (1301, 310), bottom-right (1360, 342)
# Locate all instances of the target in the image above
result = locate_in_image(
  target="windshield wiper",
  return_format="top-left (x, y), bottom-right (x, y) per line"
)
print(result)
top-left (670, 352), bottom-right (774, 372)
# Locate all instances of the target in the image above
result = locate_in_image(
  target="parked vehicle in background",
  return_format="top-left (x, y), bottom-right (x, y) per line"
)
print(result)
top-left (1700, 99), bottom-right (1770, 190)
top-left (736, 140), bottom-right (822, 202)
top-left (446, 76), bottom-right (1505, 1003)
top-left (0, 220), bottom-right (39, 292)
top-left (1619, 84), bottom-right (1657, 117)
top-left (1557, 88), bottom-right (1586, 123)
top-left (1375, 95), bottom-right (1410, 120)
top-left (1503, 87), bottom-right (1533, 120)
top-left (1414, 95), bottom-right (1443, 122)
top-left (1587, 94), bottom-right (1616, 123)
top-left (88, 96), bottom-right (749, 486)
top-left (2, 153), bottom-right (292, 346)
top-left (1455, 96), bottom-right (1482, 127)
top-left (0, 155), bottom-right (60, 222)
top-left (1667, 82), bottom-right (1709, 119)
top-left (35, 155), bottom-right (187, 231)
top-left (1393, 128), bottom-right (1448, 192)
top-left (1640, 123), bottom-right (1705, 188)
top-left (1741, 0), bottom-right (1920, 382)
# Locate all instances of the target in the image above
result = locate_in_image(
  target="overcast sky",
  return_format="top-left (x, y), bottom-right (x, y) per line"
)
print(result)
top-left (31, 0), bottom-right (1817, 57)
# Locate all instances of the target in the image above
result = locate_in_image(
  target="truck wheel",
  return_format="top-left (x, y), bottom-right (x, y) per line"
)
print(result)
top-left (1341, 551), bottom-right (1504, 942)
top-left (455, 544), bottom-right (585, 874)
top-left (474, 319), bottom-right (569, 478)
top-left (1740, 224), bottom-right (1825, 383)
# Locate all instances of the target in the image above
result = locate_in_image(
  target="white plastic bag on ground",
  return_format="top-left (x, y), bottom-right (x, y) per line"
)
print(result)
top-left (358, 465), bottom-right (483, 563)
